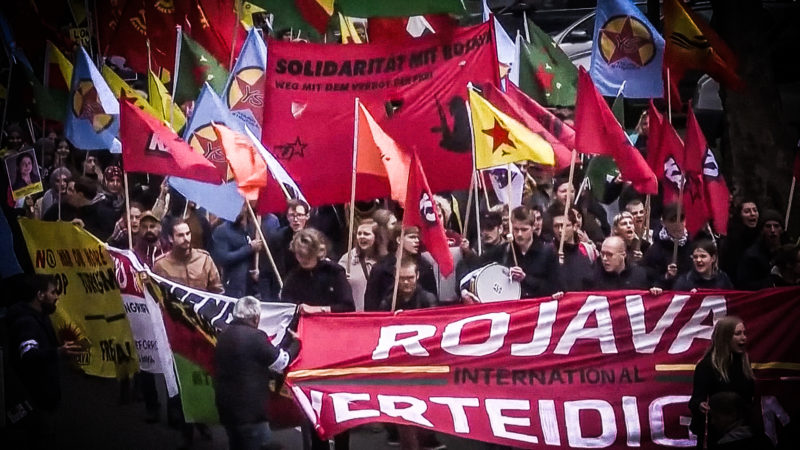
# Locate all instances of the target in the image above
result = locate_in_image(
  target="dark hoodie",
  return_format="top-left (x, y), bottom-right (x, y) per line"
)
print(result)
top-left (6, 302), bottom-right (61, 411)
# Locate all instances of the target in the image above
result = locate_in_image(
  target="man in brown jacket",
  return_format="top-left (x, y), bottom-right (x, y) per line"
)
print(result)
top-left (154, 219), bottom-right (223, 293)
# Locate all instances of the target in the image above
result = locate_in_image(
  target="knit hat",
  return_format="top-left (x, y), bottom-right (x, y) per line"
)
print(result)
top-left (759, 209), bottom-right (783, 228)
top-left (104, 165), bottom-right (123, 180)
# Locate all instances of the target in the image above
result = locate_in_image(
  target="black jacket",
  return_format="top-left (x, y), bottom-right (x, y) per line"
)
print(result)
top-left (480, 240), bottom-right (561, 298)
top-left (212, 220), bottom-right (255, 298)
top-left (689, 353), bottom-right (755, 442)
top-left (737, 239), bottom-right (774, 291)
top-left (673, 270), bottom-right (734, 291)
top-left (280, 259), bottom-right (355, 312)
top-left (7, 302), bottom-right (61, 411)
top-left (557, 243), bottom-right (595, 292)
top-left (42, 202), bottom-right (116, 241)
top-left (594, 263), bottom-right (650, 291)
top-left (642, 234), bottom-right (693, 289)
top-left (379, 287), bottom-right (437, 312)
top-left (364, 254), bottom-right (437, 311)
top-left (214, 319), bottom-right (299, 425)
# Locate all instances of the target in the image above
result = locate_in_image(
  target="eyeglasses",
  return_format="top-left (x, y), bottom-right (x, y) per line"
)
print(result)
top-left (287, 213), bottom-right (308, 219)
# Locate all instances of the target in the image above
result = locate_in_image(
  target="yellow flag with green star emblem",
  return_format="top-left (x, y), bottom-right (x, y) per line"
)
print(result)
top-left (469, 88), bottom-right (555, 170)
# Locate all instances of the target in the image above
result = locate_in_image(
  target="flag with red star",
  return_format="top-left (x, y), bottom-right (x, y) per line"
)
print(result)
top-left (518, 20), bottom-right (577, 107)
top-left (174, 30), bottom-right (229, 105)
top-left (65, 46), bottom-right (120, 152)
top-left (223, 28), bottom-right (267, 136)
top-left (589, 0), bottom-right (665, 98)
top-left (469, 88), bottom-right (555, 170)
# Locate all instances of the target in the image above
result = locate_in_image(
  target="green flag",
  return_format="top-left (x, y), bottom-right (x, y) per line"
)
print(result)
top-left (240, 0), bottom-right (331, 41)
top-left (586, 156), bottom-right (620, 202)
top-left (173, 354), bottom-right (219, 423)
top-left (611, 92), bottom-right (625, 127)
top-left (174, 32), bottom-right (229, 105)
top-left (20, 63), bottom-right (67, 122)
top-left (337, 0), bottom-right (464, 17)
top-left (518, 20), bottom-right (578, 107)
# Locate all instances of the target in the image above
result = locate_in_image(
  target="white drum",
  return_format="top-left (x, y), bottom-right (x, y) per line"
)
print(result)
top-left (467, 263), bottom-right (521, 303)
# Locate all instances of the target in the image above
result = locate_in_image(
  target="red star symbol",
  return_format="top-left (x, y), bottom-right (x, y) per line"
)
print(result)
top-left (77, 85), bottom-right (105, 120)
top-left (192, 131), bottom-right (227, 174)
top-left (232, 74), bottom-right (264, 109)
top-left (534, 63), bottom-right (555, 92)
top-left (600, 17), bottom-right (650, 66)
top-left (482, 119), bottom-right (515, 155)
top-left (192, 63), bottom-right (211, 85)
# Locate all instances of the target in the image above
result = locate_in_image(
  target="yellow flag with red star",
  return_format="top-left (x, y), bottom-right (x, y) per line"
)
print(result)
top-left (469, 88), bottom-right (555, 170)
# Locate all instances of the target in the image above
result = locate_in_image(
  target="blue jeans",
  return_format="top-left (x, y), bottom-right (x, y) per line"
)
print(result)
top-left (224, 422), bottom-right (271, 450)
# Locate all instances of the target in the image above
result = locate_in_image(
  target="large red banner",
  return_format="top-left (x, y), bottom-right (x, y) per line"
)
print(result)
top-left (262, 22), bottom-right (499, 206)
top-left (288, 289), bottom-right (800, 448)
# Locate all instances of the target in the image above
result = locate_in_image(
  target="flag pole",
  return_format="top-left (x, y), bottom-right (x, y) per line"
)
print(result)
top-left (475, 173), bottom-right (483, 256)
top-left (558, 149), bottom-right (578, 264)
top-left (170, 26), bottom-right (182, 130)
top-left (668, 68), bottom-right (684, 266)
top-left (123, 171), bottom-right (134, 250)
top-left (246, 201), bottom-right (283, 289)
top-left (229, 8), bottom-right (240, 71)
top-left (643, 194), bottom-right (652, 243)
top-left (346, 98), bottom-right (361, 276)
top-left (506, 165), bottom-right (518, 266)
top-left (786, 176), bottom-right (796, 230)
top-left (522, 11), bottom-right (531, 42)
top-left (462, 171), bottom-right (476, 244)
top-left (390, 227), bottom-right (405, 312)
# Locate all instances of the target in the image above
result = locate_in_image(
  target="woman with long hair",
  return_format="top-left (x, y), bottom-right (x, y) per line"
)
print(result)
top-left (689, 316), bottom-right (755, 449)
top-left (371, 208), bottom-right (398, 259)
top-left (338, 219), bottom-right (379, 311)
top-left (674, 240), bottom-right (734, 291)
top-left (720, 199), bottom-right (760, 284)
top-left (12, 152), bottom-right (40, 190)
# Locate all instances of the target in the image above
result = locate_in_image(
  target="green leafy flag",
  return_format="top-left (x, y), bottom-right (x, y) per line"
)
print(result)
top-left (611, 90), bottom-right (625, 127)
top-left (239, 0), bottom-right (332, 40)
top-left (174, 31), bottom-right (229, 105)
top-left (518, 20), bottom-right (578, 107)
top-left (21, 63), bottom-right (67, 122)
top-left (586, 155), bottom-right (620, 202)
top-left (337, 0), bottom-right (465, 17)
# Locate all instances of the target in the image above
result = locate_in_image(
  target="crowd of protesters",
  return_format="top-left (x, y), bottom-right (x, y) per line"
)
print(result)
top-left (2, 103), bottom-right (796, 450)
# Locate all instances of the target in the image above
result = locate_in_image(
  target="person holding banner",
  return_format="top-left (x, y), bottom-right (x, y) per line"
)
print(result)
top-left (214, 296), bottom-right (300, 450)
top-left (551, 208), bottom-right (596, 292)
top-left (337, 219), bottom-right (380, 312)
top-left (595, 236), bottom-right (660, 293)
top-left (689, 316), bottom-right (756, 449)
top-left (674, 240), bottom-right (734, 291)
top-left (642, 202), bottom-right (694, 289)
top-left (7, 274), bottom-right (82, 449)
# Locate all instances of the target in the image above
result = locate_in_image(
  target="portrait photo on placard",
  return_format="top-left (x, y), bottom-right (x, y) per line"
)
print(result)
top-left (5, 148), bottom-right (44, 200)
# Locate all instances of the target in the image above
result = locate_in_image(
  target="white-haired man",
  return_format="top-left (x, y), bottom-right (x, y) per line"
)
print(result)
top-left (214, 296), bottom-right (299, 450)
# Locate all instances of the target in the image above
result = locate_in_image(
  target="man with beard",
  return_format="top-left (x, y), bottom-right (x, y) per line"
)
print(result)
top-left (7, 274), bottom-right (82, 448)
top-left (154, 219), bottom-right (222, 293)
top-left (42, 176), bottom-right (115, 240)
top-left (737, 210), bottom-right (787, 290)
top-left (133, 211), bottom-right (165, 268)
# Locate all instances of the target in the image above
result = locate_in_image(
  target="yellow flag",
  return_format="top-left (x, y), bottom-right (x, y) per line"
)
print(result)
top-left (18, 219), bottom-right (139, 379)
top-left (148, 70), bottom-right (187, 132)
top-left (338, 13), bottom-right (362, 44)
top-left (46, 41), bottom-right (74, 86)
top-left (469, 88), bottom-right (554, 170)
top-left (101, 65), bottom-right (160, 118)
top-left (238, 1), bottom-right (267, 30)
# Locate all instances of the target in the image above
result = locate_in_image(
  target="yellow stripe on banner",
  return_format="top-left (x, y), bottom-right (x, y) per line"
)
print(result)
top-left (656, 362), bottom-right (800, 372)
top-left (288, 366), bottom-right (451, 380)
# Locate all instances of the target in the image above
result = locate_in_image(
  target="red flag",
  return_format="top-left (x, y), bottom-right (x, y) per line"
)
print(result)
top-left (574, 68), bottom-right (657, 194)
top-left (504, 82), bottom-right (575, 149)
top-left (120, 99), bottom-right (222, 183)
top-left (659, 119), bottom-right (686, 203)
top-left (686, 106), bottom-right (729, 234)
top-left (368, 14), bottom-right (458, 42)
top-left (103, 1), bottom-right (149, 73)
top-left (645, 100), bottom-right (665, 175)
top-left (356, 102), bottom-right (412, 204)
top-left (213, 124), bottom-right (268, 201)
top-left (404, 153), bottom-right (454, 277)
top-left (482, 83), bottom-right (573, 170)
top-left (663, 67), bottom-right (684, 111)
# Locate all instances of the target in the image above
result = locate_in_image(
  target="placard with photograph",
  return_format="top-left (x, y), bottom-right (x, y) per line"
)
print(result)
top-left (4, 148), bottom-right (44, 201)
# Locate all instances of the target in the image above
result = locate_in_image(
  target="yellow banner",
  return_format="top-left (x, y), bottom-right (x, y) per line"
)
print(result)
top-left (19, 219), bottom-right (139, 379)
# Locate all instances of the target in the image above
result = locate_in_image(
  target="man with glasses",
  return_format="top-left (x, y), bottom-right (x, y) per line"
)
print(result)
top-left (260, 199), bottom-right (310, 300)
top-left (595, 236), bottom-right (661, 294)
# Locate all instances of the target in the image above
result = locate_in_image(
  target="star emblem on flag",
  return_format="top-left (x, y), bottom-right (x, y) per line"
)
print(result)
top-left (72, 80), bottom-right (113, 132)
top-left (482, 119), bottom-right (515, 156)
top-left (599, 16), bottom-right (655, 66)
top-left (276, 136), bottom-right (307, 161)
top-left (228, 67), bottom-right (265, 109)
top-left (534, 63), bottom-right (555, 92)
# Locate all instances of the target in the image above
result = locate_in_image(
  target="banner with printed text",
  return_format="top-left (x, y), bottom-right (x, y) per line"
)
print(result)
top-left (18, 219), bottom-right (138, 379)
top-left (288, 289), bottom-right (800, 449)
top-left (262, 22), bottom-right (499, 206)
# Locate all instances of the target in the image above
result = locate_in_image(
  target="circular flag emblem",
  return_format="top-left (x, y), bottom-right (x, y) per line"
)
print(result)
top-left (72, 80), bottom-right (114, 132)
top-left (419, 192), bottom-right (437, 225)
top-left (227, 67), bottom-right (265, 110)
top-left (188, 124), bottom-right (233, 181)
top-left (598, 15), bottom-right (656, 67)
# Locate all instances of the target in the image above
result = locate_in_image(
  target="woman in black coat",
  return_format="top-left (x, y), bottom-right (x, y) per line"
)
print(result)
top-left (689, 316), bottom-right (755, 449)
top-left (674, 240), bottom-right (734, 291)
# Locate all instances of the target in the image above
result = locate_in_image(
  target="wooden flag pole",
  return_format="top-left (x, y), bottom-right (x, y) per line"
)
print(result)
top-left (474, 172), bottom-right (483, 256)
top-left (644, 194), bottom-right (652, 242)
top-left (246, 201), bottom-right (283, 289)
top-left (390, 227), bottom-right (406, 312)
top-left (786, 176), bottom-right (796, 230)
top-left (228, 8), bottom-right (240, 71)
top-left (346, 98), bottom-right (361, 276)
top-left (558, 150), bottom-right (578, 264)
top-left (123, 172), bottom-right (134, 250)
top-left (169, 26), bottom-right (182, 130)
top-left (506, 165), bottom-right (519, 266)
top-left (462, 171), bottom-right (476, 243)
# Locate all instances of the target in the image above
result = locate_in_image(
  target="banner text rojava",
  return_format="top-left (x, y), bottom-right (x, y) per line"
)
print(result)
top-left (287, 289), bottom-right (800, 448)
top-left (262, 22), bottom-right (499, 207)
